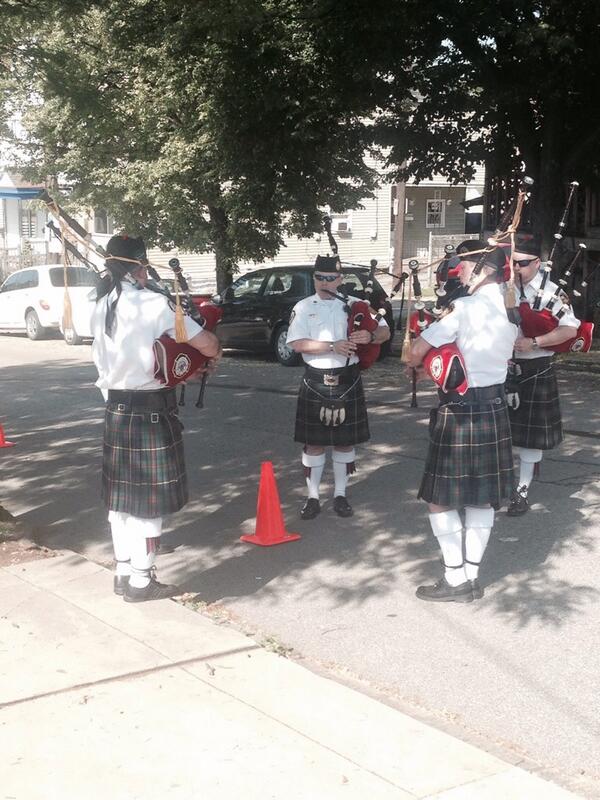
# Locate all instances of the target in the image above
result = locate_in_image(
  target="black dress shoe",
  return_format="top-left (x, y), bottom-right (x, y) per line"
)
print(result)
top-left (333, 496), bottom-right (353, 518)
top-left (507, 491), bottom-right (529, 516)
top-left (416, 576), bottom-right (473, 603)
top-left (113, 575), bottom-right (129, 596)
top-left (123, 577), bottom-right (179, 603)
top-left (470, 579), bottom-right (484, 600)
top-left (300, 498), bottom-right (321, 519)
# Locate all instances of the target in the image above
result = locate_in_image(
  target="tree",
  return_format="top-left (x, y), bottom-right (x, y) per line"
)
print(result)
top-left (373, 0), bottom-right (600, 252)
top-left (5, 0), bottom-right (417, 289)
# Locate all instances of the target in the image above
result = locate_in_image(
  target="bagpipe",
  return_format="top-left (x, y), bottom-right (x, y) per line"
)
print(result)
top-left (405, 253), bottom-right (468, 406)
top-left (322, 215), bottom-right (384, 369)
top-left (515, 182), bottom-right (594, 353)
top-left (39, 191), bottom-right (222, 407)
top-left (151, 259), bottom-right (223, 408)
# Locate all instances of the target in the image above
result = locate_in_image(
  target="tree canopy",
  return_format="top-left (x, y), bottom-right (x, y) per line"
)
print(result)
top-left (373, 0), bottom-right (600, 247)
top-left (3, 0), bottom-right (419, 287)
top-left (3, 0), bottom-right (600, 272)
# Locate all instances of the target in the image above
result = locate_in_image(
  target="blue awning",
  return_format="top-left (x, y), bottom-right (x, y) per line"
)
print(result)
top-left (0, 187), bottom-right (44, 200)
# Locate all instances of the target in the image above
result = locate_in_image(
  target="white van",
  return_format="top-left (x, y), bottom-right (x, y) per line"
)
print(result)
top-left (0, 264), bottom-right (99, 344)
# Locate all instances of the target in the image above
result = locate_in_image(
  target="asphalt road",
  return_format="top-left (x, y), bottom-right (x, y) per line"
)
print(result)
top-left (1, 333), bottom-right (599, 799)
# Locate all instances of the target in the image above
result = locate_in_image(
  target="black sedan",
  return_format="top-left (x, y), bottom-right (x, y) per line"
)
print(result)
top-left (212, 264), bottom-right (395, 366)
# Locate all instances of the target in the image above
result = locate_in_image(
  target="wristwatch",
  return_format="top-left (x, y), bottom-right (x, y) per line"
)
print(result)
top-left (531, 337), bottom-right (539, 348)
top-left (329, 342), bottom-right (335, 352)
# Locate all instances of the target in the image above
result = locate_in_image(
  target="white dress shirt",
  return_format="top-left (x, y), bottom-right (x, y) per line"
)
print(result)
top-left (514, 268), bottom-right (580, 360)
top-left (421, 283), bottom-right (518, 387)
top-left (286, 293), bottom-right (388, 369)
top-left (91, 281), bottom-right (203, 396)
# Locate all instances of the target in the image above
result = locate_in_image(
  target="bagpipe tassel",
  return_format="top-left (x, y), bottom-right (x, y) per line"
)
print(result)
top-left (62, 288), bottom-right (73, 331)
top-left (174, 283), bottom-right (188, 343)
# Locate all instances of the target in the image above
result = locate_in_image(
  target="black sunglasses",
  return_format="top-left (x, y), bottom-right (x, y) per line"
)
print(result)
top-left (314, 273), bottom-right (340, 283)
top-left (514, 258), bottom-right (538, 267)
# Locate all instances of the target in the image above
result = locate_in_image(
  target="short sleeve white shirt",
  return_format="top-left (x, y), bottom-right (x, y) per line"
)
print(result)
top-left (286, 293), bottom-right (388, 369)
top-left (420, 283), bottom-right (517, 387)
top-left (91, 281), bottom-right (203, 395)
top-left (515, 268), bottom-right (580, 360)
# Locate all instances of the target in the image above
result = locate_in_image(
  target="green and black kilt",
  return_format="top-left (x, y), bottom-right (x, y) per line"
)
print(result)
top-left (508, 357), bottom-right (562, 450)
top-left (101, 388), bottom-right (188, 518)
top-left (294, 364), bottom-right (370, 447)
top-left (418, 385), bottom-right (514, 509)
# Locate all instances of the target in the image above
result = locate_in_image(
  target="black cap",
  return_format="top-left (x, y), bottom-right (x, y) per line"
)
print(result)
top-left (483, 246), bottom-right (508, 273)
top-left (513, 233), bottom-right (541, 257)
top-left (105, 235), bottom-right (147, 268)
top-left (314, 254), bottom-right (341, 273)
top-left (456, 239), bottom-right (485, 261)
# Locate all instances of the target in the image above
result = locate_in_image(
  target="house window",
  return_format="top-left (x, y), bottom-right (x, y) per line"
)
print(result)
top-left (94, 209), bottom-right (114, 235)
top-left (20, 205), bottom-right (37, 238)
top-left (425, 199), bottom-right (445, 228)
top-left (329, 211), bottom-right (352, 234)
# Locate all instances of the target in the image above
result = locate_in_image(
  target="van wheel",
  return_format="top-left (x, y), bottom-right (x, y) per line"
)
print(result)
top-left (274, 324), bottom-right (301, 366)
top-left (25, 310), bottom-right (47, 341)
top-left (64, 327), bottom-right (83, 346)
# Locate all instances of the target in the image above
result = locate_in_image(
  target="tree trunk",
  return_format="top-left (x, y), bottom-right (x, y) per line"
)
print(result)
top-left (529, 104), bottom-right (572, 261)
top-left (208, 205), bottom-right (235, 292)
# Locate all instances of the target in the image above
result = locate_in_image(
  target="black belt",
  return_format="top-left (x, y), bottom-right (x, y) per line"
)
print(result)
top-left (439, 384), bottom-right (504, 405)
top-left (107, 389), bottom-right (177, 409)
top-left (305, 364), bottom-right (360, 385)
top-left (512, 357), bottom-right (553, 377)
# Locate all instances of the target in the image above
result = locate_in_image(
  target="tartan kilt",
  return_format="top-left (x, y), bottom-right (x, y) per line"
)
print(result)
top-left (294, 365), bottom-right (370, 447)
top-left (419, 395), bottom-right (514, 509)
top-left (101, 391), bottom-right (188, 518)
top-left (508, 358), bottom-right (562, 450)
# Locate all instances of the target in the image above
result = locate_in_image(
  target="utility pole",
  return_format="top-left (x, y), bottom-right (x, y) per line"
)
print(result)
top-left (392, 181), bottom-right (406, 277)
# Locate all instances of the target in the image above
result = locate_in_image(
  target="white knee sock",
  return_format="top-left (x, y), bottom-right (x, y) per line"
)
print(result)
top-left (302, 451), bottom-right (326, 500)
top-left (332, 448), bottom-right (356, 497)
top-left (464, 506), bottom-right (494, 580)
top-left (428, 510), bottom-right (466, 586)
top-left (126, 516), bottom-right (163, 588)
top-left (516, 448), bottom-right (543, 494)
top-left (108, 510), bottom-right (131, 576)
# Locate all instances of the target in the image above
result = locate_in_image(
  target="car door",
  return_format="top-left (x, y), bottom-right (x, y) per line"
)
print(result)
top-left (217, 270), bottom-right (269, 347)
top-left (0, 272), bottom-right (25, 328)
top-left (16, 269), bottom-right (39, 328)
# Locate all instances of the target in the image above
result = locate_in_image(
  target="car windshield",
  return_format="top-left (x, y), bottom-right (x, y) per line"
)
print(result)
top-left (49, 267), bottom-right (100, 288)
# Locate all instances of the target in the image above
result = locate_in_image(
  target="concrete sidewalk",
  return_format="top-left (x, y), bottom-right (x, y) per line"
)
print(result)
top-left (0, 552), bottom-right (583, 800)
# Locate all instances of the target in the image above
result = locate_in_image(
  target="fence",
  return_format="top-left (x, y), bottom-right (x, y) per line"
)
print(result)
top-left (0, 241), bottom-right (52, 283)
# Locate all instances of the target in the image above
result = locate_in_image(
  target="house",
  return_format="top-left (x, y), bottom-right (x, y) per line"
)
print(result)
top-left (0, 172), bottom-right (56, 279)
top-left (87, 182), bottom-right (394, 294)
top-left (391, 165), bottom-right (486, 282)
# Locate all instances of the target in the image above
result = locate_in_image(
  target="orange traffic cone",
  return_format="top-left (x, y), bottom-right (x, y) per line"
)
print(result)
top-left (241, 461), bottom-right (301, 546)
top-left (0, 425), bottom-right (15, 448)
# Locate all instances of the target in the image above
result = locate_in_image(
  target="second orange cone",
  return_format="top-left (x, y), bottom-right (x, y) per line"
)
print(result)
top-left (0, 424), bottom-right (15, 449)
top-left (241, 461), bottom-right (301, 546)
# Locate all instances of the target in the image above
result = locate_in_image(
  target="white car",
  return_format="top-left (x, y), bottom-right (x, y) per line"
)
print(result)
top-left (0, 264), bottom-right (99, 344)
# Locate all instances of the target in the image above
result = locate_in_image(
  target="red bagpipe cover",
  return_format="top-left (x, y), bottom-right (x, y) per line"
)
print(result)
top-left (409, 311), bottom-right (469, 394)
top-left (348, 300), bottom-right (381, 370)
top-left (518, 302), bottom-right (594, 353)
top-left (153, 302), bottom-right (223, 387)
top-left (423, 343), bottom-right (469, 395)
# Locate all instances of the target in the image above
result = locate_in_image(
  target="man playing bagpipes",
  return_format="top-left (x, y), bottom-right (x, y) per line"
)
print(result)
top-left (408, 246), bottom-right (518, 603)
top-left (286, 254), bottom-right (390, 520)
top-left (91, 235), bottom-right (221, 602)
top-left (506, 234), bottom-right (580, 516)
